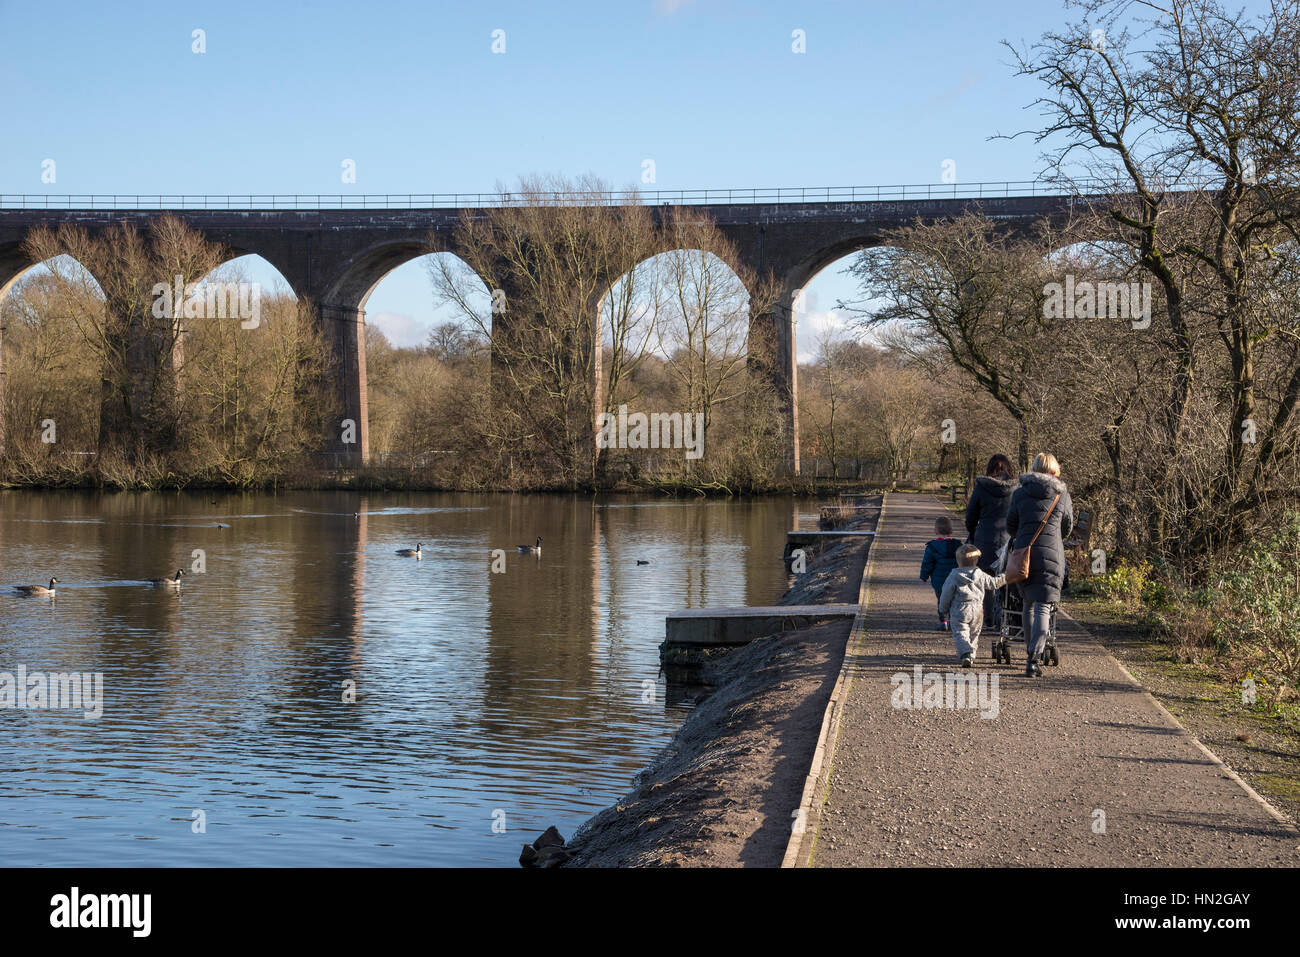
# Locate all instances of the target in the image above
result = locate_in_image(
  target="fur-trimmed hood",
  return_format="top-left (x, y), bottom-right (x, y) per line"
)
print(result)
top-left (1019, 471), bottom-right (1068, 498)
top-left (975, 474), bottom-right (1017, 497)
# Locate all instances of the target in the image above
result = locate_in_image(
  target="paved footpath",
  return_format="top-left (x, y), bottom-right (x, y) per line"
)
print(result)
top-left (807, 493), bottom-right (1299, 866)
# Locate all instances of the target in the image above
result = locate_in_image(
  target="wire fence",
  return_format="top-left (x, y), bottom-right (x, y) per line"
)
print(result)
top-left (0, 179), bottom-right (1147, 211)
top-left (307, 450), bottom-right (456, 470)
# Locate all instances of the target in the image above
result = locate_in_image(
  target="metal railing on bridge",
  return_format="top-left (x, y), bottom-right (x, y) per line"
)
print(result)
top-left (0, 178), bottom-right (1142, 211)
top-left (804, 458), bottom-right (892, 481)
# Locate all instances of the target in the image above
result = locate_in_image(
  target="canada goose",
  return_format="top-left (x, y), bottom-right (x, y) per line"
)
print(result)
top-left (517, 536), bottom-right (542, 555)
top-left (396, 543), bottom-right (423, 558)
top-left (15, 578), bottom-right (58, 596)
top-left (148, 569), bottom-right (185, 587)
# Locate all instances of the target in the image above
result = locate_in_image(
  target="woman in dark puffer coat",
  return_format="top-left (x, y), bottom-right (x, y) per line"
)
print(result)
top-left (964, 453), bottom-right (1017, 625)
top-left (1005, 452), bottom-right (1074, 677)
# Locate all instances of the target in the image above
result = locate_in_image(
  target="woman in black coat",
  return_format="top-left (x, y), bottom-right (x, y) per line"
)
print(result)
top-left (1005, 452), bottom-right (1074, 677)
top-left (964, 453), bottom-right (1017, 625)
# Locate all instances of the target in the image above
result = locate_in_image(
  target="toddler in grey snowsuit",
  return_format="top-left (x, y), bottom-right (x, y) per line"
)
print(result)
top-left (938, 544), bottom-right (1006, 667)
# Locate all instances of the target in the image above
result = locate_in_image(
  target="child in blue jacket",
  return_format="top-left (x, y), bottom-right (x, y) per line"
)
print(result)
top-left (920, 515), bottom-right (962, 631)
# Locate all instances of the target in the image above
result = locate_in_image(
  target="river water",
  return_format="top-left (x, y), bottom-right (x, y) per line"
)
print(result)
top-left (0, 491), bottom-right (802, 866)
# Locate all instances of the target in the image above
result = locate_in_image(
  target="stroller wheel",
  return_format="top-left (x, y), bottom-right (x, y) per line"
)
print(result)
top-left (1049, 645), bottom-right (1059, 666)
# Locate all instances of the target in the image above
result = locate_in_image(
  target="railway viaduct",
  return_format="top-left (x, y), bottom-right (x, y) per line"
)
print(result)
top-left (0, 188), bottom-right (1081, 470)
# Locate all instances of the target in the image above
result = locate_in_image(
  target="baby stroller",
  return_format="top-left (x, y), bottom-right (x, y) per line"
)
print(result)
top-left (988, 540), bottom-right (1059, 666)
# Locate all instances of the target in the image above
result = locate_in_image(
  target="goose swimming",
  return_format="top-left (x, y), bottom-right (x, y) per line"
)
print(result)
top-left (15, 578), bottom-right (59, 596)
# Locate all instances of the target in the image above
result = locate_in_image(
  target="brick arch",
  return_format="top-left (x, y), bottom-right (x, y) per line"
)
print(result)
top-left (0, 242), bottom-right (110, 306)
top-left (2, 230), bottom-right (307, 307)
top-left (595, 244), bottom-right (758, 458)
top-left (201, 247), bottom-right (307, 299)
top-left (597, 244), bottom-right (754, 323)
top-left (0, 240), bottom-right (33, 303)
top-left (776, 235), bottom-right (889, 317)
top-left (319, 237), bottom-right (491, 313)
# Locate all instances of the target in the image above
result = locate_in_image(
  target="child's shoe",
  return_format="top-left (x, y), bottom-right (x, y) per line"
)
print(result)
top-left (937, 620), bottom-right (948, 632)
top-left (960, 654), bottom-right (973, 668)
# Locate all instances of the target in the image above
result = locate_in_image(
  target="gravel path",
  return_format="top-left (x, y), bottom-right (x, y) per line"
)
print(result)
top-left (809, 493), bottom-right (1300, 867)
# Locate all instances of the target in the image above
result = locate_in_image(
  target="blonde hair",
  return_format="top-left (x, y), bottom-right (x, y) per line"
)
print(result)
top-left (1032, 452), bottom-right (1061, 476)
top-left (957, 544), bottom-right (981, 567)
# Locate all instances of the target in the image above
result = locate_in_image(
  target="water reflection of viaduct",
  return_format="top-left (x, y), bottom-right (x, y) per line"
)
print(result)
top-left (481, 498), bottom-right (797, 728)
top-left (282, 496), bottom-right (797, 750)
top-left (0, 194), bottom-right (1077, 472)
top-left (281, 496), bottom-right (796, 729)
top-left (88, 495), bottom-right (372, 709)
top-left (97, 494), bottom-right (797, 734)
top-left (12, 492), bottom-right (796, 743)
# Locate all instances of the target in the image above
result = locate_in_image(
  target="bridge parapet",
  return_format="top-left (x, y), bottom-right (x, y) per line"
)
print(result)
top-left (0, 178), bottom-right (1130, 211)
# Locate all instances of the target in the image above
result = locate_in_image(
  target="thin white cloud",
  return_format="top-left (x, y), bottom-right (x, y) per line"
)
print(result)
top-left (927, 69), bottom-right (981, 105)
top-left (368, 311), bottom-right (428, 348)
top-left (796, 308), bottom-right (855, 364)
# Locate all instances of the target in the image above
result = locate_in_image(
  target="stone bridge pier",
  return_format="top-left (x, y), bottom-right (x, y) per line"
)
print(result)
top-left (318, 302), bottom-right (370, 462)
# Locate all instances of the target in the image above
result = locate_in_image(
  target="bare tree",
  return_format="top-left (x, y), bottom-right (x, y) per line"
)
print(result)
top-left (859, 360), bottom-right (932, 488)
top-left (648, 209), bottom-right (780, 453)
top-left (842, 212), bottom-right (1063, 470)
top-left (799, 322), bottom-right (861, 478)
top-left (1006, 0), bottom-right (1300, 553)
top-left (425, 178), bottom-right (781, 487)
top-left (0, 267), bottom-right (101, 470)
top-left (427, 175), bottom-right (659, 487)
top-left (180, 276), bottom-right (335, 484)
top-left (24, 216), bottom-right (224, 460)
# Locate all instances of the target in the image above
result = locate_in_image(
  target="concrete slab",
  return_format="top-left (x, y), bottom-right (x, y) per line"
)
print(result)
top-left (665, 604), bottom-right (860, 647)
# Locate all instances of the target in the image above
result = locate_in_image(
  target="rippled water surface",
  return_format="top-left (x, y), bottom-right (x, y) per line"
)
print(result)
top-left (0, 491), bottom-right (802, 865)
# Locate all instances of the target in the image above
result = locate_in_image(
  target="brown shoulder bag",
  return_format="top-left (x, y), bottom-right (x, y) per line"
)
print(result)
top-left (1004, 493), bottom-right (1060, 584)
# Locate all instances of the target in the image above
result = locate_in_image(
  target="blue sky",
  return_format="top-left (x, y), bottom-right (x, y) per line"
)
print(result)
top-left (0, 0), bottom-right (1190, 356)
